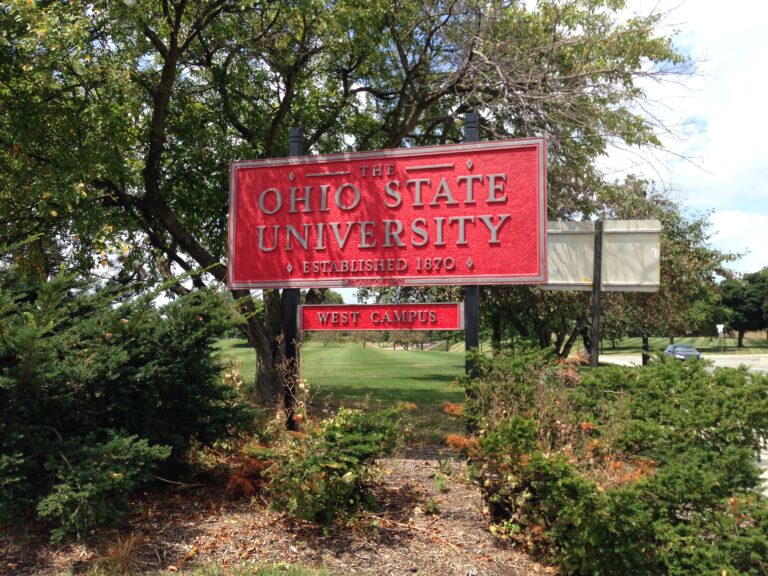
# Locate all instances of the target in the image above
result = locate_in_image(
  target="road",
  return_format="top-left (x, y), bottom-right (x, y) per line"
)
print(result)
top-left (602, 353), bottom-right (768, 372)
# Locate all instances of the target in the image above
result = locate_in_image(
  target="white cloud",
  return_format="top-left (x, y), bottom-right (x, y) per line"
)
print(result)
top-left (709, 210), bottom-right (768, 273)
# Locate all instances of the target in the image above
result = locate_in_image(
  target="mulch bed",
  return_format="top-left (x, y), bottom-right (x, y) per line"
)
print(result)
top-left (2, 445), bottom-right (554, 575)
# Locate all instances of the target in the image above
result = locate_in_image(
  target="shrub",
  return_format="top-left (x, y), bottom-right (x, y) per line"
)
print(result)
top-left (464, 348), bottom-right (768, 575)
top-left (36, 431), bottom-right (171, 542)
top-left (267, 408), bottom-right (403, 523)
top-left (0, 271), bottom-right (257, 539)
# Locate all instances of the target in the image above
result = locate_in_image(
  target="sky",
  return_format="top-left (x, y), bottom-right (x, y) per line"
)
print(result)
top-left (613, 0), bottom-right (768, 274)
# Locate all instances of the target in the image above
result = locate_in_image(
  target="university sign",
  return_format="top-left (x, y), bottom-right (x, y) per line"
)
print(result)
top-left (228, 139), bottom-right (547, 289)
top-left (299, 303), bottom-right (464, 331)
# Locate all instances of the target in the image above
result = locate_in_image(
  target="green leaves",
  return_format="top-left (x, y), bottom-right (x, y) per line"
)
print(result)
top-left (721, 267), bottom-right (768, 336)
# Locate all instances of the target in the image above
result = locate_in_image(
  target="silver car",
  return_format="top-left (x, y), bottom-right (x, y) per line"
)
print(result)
top-left (664, 344), bottom-right (702, 360)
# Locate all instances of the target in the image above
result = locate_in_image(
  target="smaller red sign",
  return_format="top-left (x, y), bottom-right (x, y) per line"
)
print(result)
top-left (299, 303), bottom-right (464, 331)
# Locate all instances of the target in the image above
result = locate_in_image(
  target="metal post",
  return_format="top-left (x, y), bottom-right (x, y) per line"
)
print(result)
top-left (283, 127), bottom-right (302, 429)
top-left (590, 220), bottom-right (603, 367)
top-left (464, 112), bottom-right (480, 378)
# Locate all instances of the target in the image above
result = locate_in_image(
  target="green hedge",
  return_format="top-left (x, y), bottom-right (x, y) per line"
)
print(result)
top-left (462, 349), bottom-right (768, 575)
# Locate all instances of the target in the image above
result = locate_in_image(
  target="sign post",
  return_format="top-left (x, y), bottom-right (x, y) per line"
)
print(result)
top-left (716, 323), bottom-right (725, 353)
top-left (283, 127), bottom-right (302, 430)
top-left (590, 220), bottom-right (603, 367)
top-left (463, 113), bottom-right (480, 379)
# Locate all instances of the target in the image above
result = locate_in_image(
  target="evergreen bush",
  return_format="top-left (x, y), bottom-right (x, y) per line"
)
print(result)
top-left (0, 271), bottom-right (257, 539)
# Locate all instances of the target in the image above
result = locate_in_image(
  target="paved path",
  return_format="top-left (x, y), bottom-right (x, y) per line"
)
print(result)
top-left (602, 353), bottom-right (768, 372)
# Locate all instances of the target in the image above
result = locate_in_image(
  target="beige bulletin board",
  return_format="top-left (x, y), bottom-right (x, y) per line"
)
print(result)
top-left (546, 220), bottom-right (661, 292)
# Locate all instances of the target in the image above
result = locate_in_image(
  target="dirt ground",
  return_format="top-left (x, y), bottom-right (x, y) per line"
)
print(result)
top-left (2, 445), bottom-right (553, 576)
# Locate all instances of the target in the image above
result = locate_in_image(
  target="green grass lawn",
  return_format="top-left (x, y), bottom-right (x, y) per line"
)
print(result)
top-left (217, 339), bottom-right (467, 442)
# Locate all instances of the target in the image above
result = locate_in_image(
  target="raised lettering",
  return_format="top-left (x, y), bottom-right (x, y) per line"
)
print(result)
top-left (316, 222), bottom-right (326, 250)
top-left (448, 216), bottom-right (475, 245)
top-left (478, 214), bottom-right (511, 244)
top-left (258, 188), bottom-right (282, 215)
top-left (430, 177), bottom-right (459, 206)
top-left (383, 220), bottom-right (405, 247)
top-left (319, 184), bottom-right (331, 212)
top-left (384, 180), bottom-right (402, 208)
top-left (457, 174), bottom-right (483, 204)
top-left (434, 217), bottom-right (446, 246)
top-left (405, 178), bottom-right (430, 207)
top-left (289, 186), bottom-right (312, 213)
top-left (487, 174), bottom-right (507, 203)
top-left (257, 225), bottom-right (278, 252)
top-left (335, 183), bottom-right (361, 211)
top-left (329, 222), bottom-right (354, 248)
top-left (285, 224), bottom-right (310, 251)
top-left (359, 221), bottom-right (376, 248)
top-left (411, 218), bottom-right (429, 247)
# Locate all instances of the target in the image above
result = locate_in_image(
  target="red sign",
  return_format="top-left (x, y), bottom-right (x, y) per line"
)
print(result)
top-left (298, 303), bottom-right (464, 331)
top-left (229, 139), bottom-right (546, 289)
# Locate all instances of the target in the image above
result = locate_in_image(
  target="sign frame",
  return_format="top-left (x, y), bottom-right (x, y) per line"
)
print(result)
top-left (228, 139), bottom-right (547, 289)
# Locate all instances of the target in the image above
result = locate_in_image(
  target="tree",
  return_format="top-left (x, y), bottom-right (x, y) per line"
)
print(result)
top-left (721, 268), bottom-right (768, 347)
top-left (1, 0), bottom-right (688, 410)
top-left (314, 330), bottom-right (341, 347)
top-left (596, 177), bottom-right (735, 362)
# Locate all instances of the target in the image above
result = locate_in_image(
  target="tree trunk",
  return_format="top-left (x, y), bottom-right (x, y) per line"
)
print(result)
top-left (554, 330), bottom-right (566, 356)
top-left (255, 341), bottom-right (283, 405)
top-left (669, 335), bottom-right (675, 344)
top-left (738, 328), bottom-right (745, 348)
top-left (560, 313), bottom-right (590, 359)
top-left (581, 325), bottom-right (592, 359)
top-left (538, 327), bottom-right (552, 349)
top-left (230, 288), bottom-right (291, 410)
top-left (491, 314), bottom-right (502, 355)
top-left (642, 332), bottom-right (650, 366)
